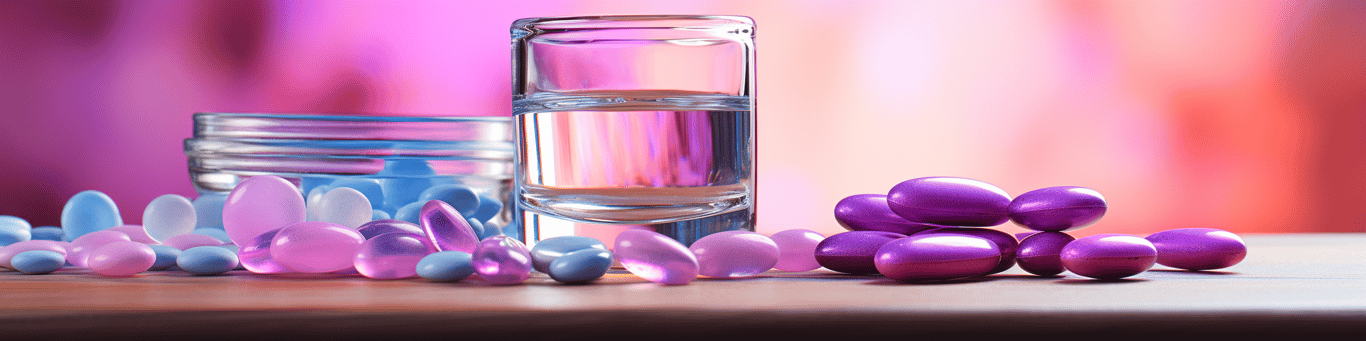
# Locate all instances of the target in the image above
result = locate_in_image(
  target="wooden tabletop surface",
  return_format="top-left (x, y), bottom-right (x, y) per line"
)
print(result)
top-left (2, 234), bottom-right (1363, 340)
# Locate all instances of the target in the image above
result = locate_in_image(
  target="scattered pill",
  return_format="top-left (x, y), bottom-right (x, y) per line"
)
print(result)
top-left (835, 194), bottom-right (945, 235)
top-left (886, 177), bottom-right (1011, 227)
top-left (357, 219), bottom-right (426, 239)
top-left (548, 248), bottom-right (613, 284)
top-left (67, 230), bottom-right (132, 268)
top-left (0, 240), bottom-right (68, 269)
top-left (814, 231), bottom-right (905, 275)
top-left (163, 233), bottom-right (224, 251)
top-left (316, 187), bottom-right (373, 229)
top-left (875, 234), bottom-right (1001, 281)
top-left (416, 251), bottom-right (475, 282)
top-left (1015, 231), bottom-right (1075, 276)
top-left (471, 235), bottom-right (532, 285)
top-left (1008, 186), bottom-right (1106, 232)
top-left (148, 245), bottom-right (182, 271)
top-left (223, 176), bottom-right (306, 246)
top-left (61, 190), bottom-right (124, 241)
top-left (143, 194), bottom-right (197, 243)
top-left (330, 179), bottom-right (386, 210)
top-left (238, 228), bottom-right (286, 274)
top-left (0, 216), bottom-right (32, 246)
top-left (87, 241), bottom-right (156, 277)
top-left (420, 200), bottom-right (480, 253)
top-left (30, 226), bottom-right (64, 241)
top-left (614, 229), bottom-right (699, 285)
top-left (354, 232), bottom-right (434, 279)
top-left (691, 231), bottom-right (779, 278)
top-left (530, 236), bottom-right (608, 273)
top-left (769, 229), bottom-right (825, 272)
top-left (177, 246), bottom-right (239, 275)
top-left (1061, 234), bottom-right (1157, 280)
top-left (11, 250), bottom-right (65, 274)
top-left (1146, 228), bottom-right (1247, 271)
top-left (914, 227), bottom-right (1018, 275)
top-left (270, 221), bottom-right (364, 273)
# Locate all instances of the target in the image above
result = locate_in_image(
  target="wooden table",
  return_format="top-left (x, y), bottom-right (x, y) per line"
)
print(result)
top-left (2, 234), bottom-right (1363, 340)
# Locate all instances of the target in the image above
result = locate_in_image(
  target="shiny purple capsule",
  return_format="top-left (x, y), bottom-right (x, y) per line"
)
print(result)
top-left (1015, 231), bottom-right (1075, 276)
top-left (874, 234), bottom-right (1001, 281)
top-left (814, 231), bottom-right (905, 275)
top-left (835, 194), bottom-right (945, 235)
top-left (471, 235), bottom-right (532, 285)
top-left (769, 229), bottom-right (825, 272)
top-left (1060, 234), bottom-right (1156, 279)
top-left (614, 229), bottom-right (699, 285)
top-left (887, 177), bottom-right (1011, 226)
top-left (690, 231), bottom-right (779, 278)
top-left (354, 232), bottom-right (436, 279)
top-left (356, 219), bottom-right (426, 240)
top-left (419, 200), bottom-right (479, 253)
top-left (238, 228), bottom-right (286, 274)
top-left (914, 227), bottom-right (1018, 275)
top-left (1008, 186), bottom-right (1107, 232)
top-left (1146, 228), bottom-right (1247, 271)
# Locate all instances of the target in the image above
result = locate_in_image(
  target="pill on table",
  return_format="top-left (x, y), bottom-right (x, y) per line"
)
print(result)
top-left (1007, 186), bottom-right (1107, 232)
top-left (0, 216), bottom-right (32, 246)
top-left (61, 190), bottom-right (124, 241)
top-left (875, 234), bottom-right (1001, 281)
top-left (814, 231), bottom-right (905, 275)
top-left (357, 219), bottom-right (426, 239)
top-left (691, 231), bottom-right (779, 278)
top-left (769, 229), bottom-right (825, 272)
top-left (192, 193), bottom-right (228, 229)
top-left (148, 245), bottom-right (182, 271)
top-left (471, 235), bottom-right (532, 285)
top-left (0, 240), bottom-right (68, 269)
top-left (270, 221), bottom-right (365, 273)
top-left (1061, 234), bottom-right (1157, 280)
top-left (223, 176), bottom-right (306, 247)
top-left (914, 227), bottom-right (1018, 275)
top-left (548, 248), bottom-right (613, 284)
top-left (87, 241), bottom-right (156, 277)
top-left (354, 232), bottom-right (435, 279)
top-left (177, 246), bottom-right (239, 275)
top-left (419, 200), bottom-right (479, 253)
top-left (30, 226), bottom-right (64, 241)
top-left (614, 229), bottom-right (699, 285)
top-left (11, 250), bottom-right (65, 274)
top-left (1015, 231), bottom-right (1075, 276)
top-left (1145, 228), bottom-right (1247, 271)
top-left (886, 177), bottom-right (1011, 227)
top-left (238, 228), bottom-right (286, 274)
top-left (530, 236), bottom-right (608, 273)
top-left (416, 251), bottom-right (474, 282)
top-left (835, 194), bottom-right (945, 235)
top-left (143, 194), bottom-right (197, 243)
top-left (163, 233), bottom-right (224, 251)
top-left (67, 230), bottom-right (132, 268)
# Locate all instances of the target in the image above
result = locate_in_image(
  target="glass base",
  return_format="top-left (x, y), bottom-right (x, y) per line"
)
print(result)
top-left (515, 206), bottom-right (754, 248)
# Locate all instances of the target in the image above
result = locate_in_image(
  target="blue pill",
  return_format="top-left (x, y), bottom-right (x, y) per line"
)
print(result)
top-left (192, 228), bottom-right (232, 243)
top-left (501, 221), bottom-right (522, 241)
top-left (548, 248), bottom-right (613, 284)
top-left (148, 245), bottom-right (182, 271)
top-left (416, 251), bottom-right (475, 282)
top-left (1, 216), bottom-right (32, 246)
top-left (11, 250), bottom-right (65, 275)
top-left (177, 246), bottom-right (239, 275)
top-left (468, 218), bottom-right (493, 240)
top-left (215, 244), bottom-right (245, 269)
top-left (529, 236), bottom-right (608, 273)
top-left (1, 215), bottom-right (31, 230)
top-left (30, 226), bottom-right (64, 241)
top-left (372, 209), bottom-right (391, 221)
top-left (61, 190), bottom-right (124, 241)
top-left (192, 193), bottom-right (228, 229)
top-left (472, 194), bottom-right (503, 222)
top-left (331, 179), bottom-right (385, 210)
top-left (394, 201), bottom-right (424, 224)
top-left (418, 185), bottom-right (479, 217)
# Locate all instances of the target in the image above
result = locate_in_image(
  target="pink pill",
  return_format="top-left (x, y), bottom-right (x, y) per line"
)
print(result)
top-left (690, 231), bottom-right (779, 278)
top-left (354, 232), bottom-right (435, 279)
top-left (107, 225), bottom-right (158, 244)
top-left (270, 221), bottom-right (365, 273)
top-left (223, 175), bottom-right (307, 247)
top-left (87, 241), bottom-right (155, 277)
top-left (238, 228), bottom-right (286, 274)
top-left (67, 230), bottom-right (131, 268)
top-left (419, 200), bottom-right (479, 253)
top-left (769, 229), bottom-right (825, 272)
top-left (0, 240), bottom-right (69, 269)
top-left (471, 235), bottom-right (532, 285)
top-left (614, 229), bottom-right (698, 285)
top-left (163, 233), bottom-right (224, 251)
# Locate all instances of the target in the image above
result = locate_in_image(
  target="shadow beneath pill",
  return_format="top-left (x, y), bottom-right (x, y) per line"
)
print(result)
top-left (1055, 278), bottom-right (1150, 285)
top-left (1150, 269), bottom-right (1239, 275)
top-left (693, 276), bottom-right (769, 282)
top-left (988, 274), bottom-right (1064, 280)
top-left (862, 277), bottom-right (998, 286)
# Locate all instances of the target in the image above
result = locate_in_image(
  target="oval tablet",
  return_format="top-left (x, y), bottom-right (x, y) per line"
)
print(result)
top-left (270, 221), bottom-right (364, 273)
top-left (530, 236), bottom-right (608, 273)
top-left (87, 241), bottom-right (156, 277)
top-left (1061, 234), bottom-right (1156, 280)
top-left (223, 176), bottom-right (306, 247)
top-left (914, 227), bottom-right (1018, 275)
top-left (61, 190), bottom-right (124, 241)
top-left (690, 231), bottom-right (779, 278)
top-left (416, 251), bottom-right (475, 282)
top-left (12, 250), bottom-right (65, 274)
top-left (1008, 186), bottom-right (1106, 232)
top-left (548, 248), bottom-right (613, 284)
top-left (1146, 228), bottom-right (1246, 271)
top-left (614, 229), bottom-right (699, 285)
top-left (770, 229), bottom-right (825, 272)
top-left (471, 235), bottom-right (532, 285)
top-left (834, 194), bottom-right (945, 235)
top-left (814, 231), bottom-right (905, 275)
top-left (1015, 231), bottom-right (1075, 276)
top-left (874, 234), bottom-right (1001, 281)
top-left (886, 177), bottom-right (1011, 226)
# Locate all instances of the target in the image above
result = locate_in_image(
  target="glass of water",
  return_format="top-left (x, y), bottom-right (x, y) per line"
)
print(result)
top-left (511, 15), bottom-right (756, 247)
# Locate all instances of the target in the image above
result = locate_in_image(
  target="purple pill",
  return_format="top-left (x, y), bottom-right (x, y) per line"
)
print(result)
top-left (162, 234), bottom-right (224, 251)
top-left (270, 221), bottom-right (365, 273)
top-left (874, 234), bottom-right (1001, 281)
top-left (835, 194), bottom-right (945, 235)
top-left (0, 240), bottom-right (68, 269)
top-left (914, 227), bottom-right (1018, 275)
top-left (1015, 231), bottom-right (1075, 276)
top-left (419, 200), bottom-right (479, 253)
top-left (886, 177), bottom-right (1011, 226)
top-left (67, 230), bottom-right (132, 268)
top-left (87, 241), bottom-right (156, 277)
top-left (769, 229), bottom-right (825, 272)
top-left (1146, 228), bottom-right (1247, 271)
top-left (814, 231), bottom-right (905, 275)
top-left (690, 231), bottom-right (779, 278)
top-left (357, 219), bottom-right (426, 239)
top-left (1008, 186), bottom-right (1107, 232)
top-left (471, 235), bottom-right (532, 285)
top-left (354, 232), bottom-right (436, 279)
top-left (238, 228), bottom-right (286, 274)
top-left (614, 229), bottom-right (699, 285)
top-left (1061, 234), bottom-right (1156, 279)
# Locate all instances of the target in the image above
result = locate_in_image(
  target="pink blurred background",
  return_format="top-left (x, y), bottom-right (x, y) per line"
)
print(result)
top-left (1, 0), bottom-right (1364, 237)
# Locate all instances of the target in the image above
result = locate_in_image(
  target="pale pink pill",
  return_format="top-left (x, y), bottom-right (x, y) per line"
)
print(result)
top-left (238, 228), bottom-right (286, 274)
top-left (690, 231), bottom-right (779, 278)
top-left (0, 240), bottom-right (69, 269)
top-left (87, 241), bottom-right (155, 277)
top-left (770, 229), bottom-right (826, 272)
top-left (354, 232), bottom-right (435, 279)
top-left (270, 221), bottom-right (365, 273)
top-left (163, 234), bottom-right (224, 251)
top-left (614, 229), bottom-right (698, 285)
top-left (67, 230), bottom-right (131, 268)
top-left (107, 225), bottom-right (158, 244)
top-left (223, 175), bottom-right (306, 246)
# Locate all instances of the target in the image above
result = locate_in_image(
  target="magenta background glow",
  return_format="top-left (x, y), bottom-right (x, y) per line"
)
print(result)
top-left (2, 1), bottom-right (1365, 238)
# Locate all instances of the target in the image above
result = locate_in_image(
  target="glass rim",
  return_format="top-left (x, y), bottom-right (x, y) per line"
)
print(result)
top-left (193, 112), bottom-right (510, 123)
top-left (512, 14), bottom-right (753, 32)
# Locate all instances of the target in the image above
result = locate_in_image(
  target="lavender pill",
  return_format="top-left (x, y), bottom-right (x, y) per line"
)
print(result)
top-left (834, 194), bottom-right (945, 235)
top-left (1060, 234), bottom-right (1156, 280)
top-left (1146, 228), bottom-right (1247, 271)
top-left (886, 177), bottom-right (1011, 227)
top-left (874, 234), bottom-right (1000, 281)
top-left (814, 231), bottom-right (905, 275)
top-left (1008, 186), bottom-right (1107, 232)
top-left (1015, 231), bottom-right (1075, 276)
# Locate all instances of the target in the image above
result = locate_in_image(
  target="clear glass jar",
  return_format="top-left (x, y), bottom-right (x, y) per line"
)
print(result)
top-left (184, 113), bottom-right (514, 224)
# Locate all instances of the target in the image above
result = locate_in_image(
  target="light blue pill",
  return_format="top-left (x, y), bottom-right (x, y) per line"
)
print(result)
top-left (177, 246), bottom-right (239, 275)
top-left (192, 228), bottom-right (232, 243)
top-left (1, 215), bottom-right (31, 230)
top-left (1, 216), bottom-right (32, 246)
top-left (529, 236), bottom-right (608, 273)
top-left (331, 179), bottom-right (385, 210)
top-left (192, 193), bottom-right (227, 230)
top-left (372, 209), bottom-right (391, 221)
top-left (148, 245), bottom-right (182, 271)
top-left (467, 218), bottom-right (489, 239)
top-left (501, 221), bottom-right (522, 241)
top-left (418, 185), bottom-right (479, 217)
top-left (394, 201), bottom-right (424, 224)
top-left (30, 226), bottom-right (63, 241)
top-left (548, 248), bottom-right (613, 284)
top-left (215, 244), bottom-right (244, 269)
top-left (61, 190), bottom-right (123, 241)
top-left (11, 250), bottom-right (65, 275)
top-left (472, 194), bottom-right (503, 222)
top-left (416, 251), bottom-right (474, 282)
top-left (299, 177), bottom-right (335, 199)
